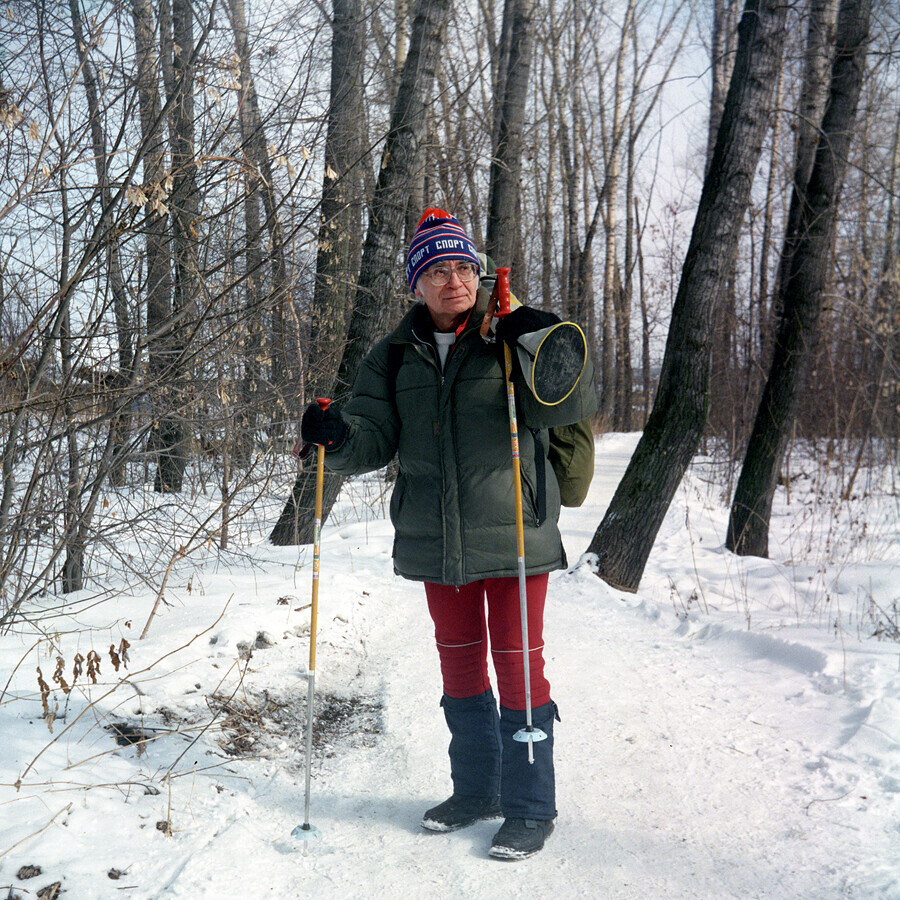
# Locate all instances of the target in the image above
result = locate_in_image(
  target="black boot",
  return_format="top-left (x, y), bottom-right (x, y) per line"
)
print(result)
top-left (490, 701), bottom-right (558, 858)
top-left (489, 817), bottom-right (555, 860)
top-left (422, 794), bottom-right (502, 832)
top-left (421, 690), bottom-right (502, 832)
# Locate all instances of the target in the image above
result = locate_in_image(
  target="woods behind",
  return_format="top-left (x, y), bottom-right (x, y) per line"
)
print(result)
top-left (0, 0), bottom-right (896, 623)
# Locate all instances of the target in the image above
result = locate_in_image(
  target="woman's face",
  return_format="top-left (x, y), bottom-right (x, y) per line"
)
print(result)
top-left (415, 261), bottom-right (479, 333)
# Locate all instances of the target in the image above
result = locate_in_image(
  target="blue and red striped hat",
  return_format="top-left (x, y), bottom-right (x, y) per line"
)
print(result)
top-left (406, 208), bottom-right (480, 292)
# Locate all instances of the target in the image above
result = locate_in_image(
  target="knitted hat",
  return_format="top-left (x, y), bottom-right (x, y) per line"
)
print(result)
top-left (406, 208), bottom-right (480, 292)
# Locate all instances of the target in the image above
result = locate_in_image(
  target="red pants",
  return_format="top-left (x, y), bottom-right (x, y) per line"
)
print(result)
top-left (424, 574), bottom-right (551, 711)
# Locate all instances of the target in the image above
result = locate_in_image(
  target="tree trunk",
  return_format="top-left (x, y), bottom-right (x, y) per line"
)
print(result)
top-left (486, 0), bottom-right (536, 289)
top-left (394, 0), bottom-right (409, 97)
top-left (155, 0), bottom-right (199, 493)
top-left (616, 131), bottom-right (637, 432)
top-left (756, 60), bottom-right (784, 364)
top-left (707, 0), bottom-right (750, 446)
top-left (767, 0), bottom-right (838, 346)
top-left (635, 197), bottom-right (651, 426)
top-left (68, 0), bottom-right (134, 486)
top-left (227, 0), bottom-right (268, 465)
top-left (585, 0), bottom-right (789, 592)
top-left (560, 118), bottom-right (578, 319)
top-left (57, 169), bottom-right (82, 593)
top-left (600, 0), bottom-right (634, 429)
top-left (308, 0), bottom-right (365, 397)
top-left (131, 0), bottom-right (174, 479)
top-left (705, 0), bottom-right (740, 175)
top-left (226, 0), bottom-right (293, 441)
top-left (705, 0), bottom-right (742, 416)
top-left (537, 0), bottom-right (561, 312)
top-left (870, 108), bottom-right (900, 452)
top-left (727, 0), bottom-right (871, 556)
top-left (270, 0), bottom-right (452, 546)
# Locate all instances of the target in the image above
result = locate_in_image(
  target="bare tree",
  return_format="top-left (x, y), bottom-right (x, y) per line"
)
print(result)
top-left (598, 0), bottom-right (636, 427)
top-left (727, 0), bottom-right (872, 557)
top-left (227, 0), bottom-right (265, 469)
top-left (307, 0), bottom-right (365, 397)
top-left (131, 0), bottom-right (174, 474)
top-left (768, 0), bottom-right (838, 347)
top-left (841, 106), bottom-right (900, 500)
top-left (68, 0), bottom-right (135, 487)
top-left (0, 0), bottom-right (890, 628)
top-left (486, 0), bottom-right (537, 288)
top-left (706, 0), bottom-right (741, 174)
top-left (154, 0), bottom-right (201, 493)
top-left (586, 0), bottom-right (789, 592)
top-left (271, 0), bottom-right (453, 545)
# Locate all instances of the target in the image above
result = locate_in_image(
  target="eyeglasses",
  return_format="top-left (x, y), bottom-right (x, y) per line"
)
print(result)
top-left (422, 262), bottom-right (479, 286)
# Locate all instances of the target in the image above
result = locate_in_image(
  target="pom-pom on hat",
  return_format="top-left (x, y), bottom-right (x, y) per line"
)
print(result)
top-left (406, 208), bottom-right (480, 292)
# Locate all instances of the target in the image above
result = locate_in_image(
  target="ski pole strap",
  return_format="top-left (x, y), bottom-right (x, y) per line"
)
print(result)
top-left (480, 284), bottom-right (500, 340)
top-left (480, 266), bottom-right (512, 339)
top-left (529, 428), bottom-right (546, 527)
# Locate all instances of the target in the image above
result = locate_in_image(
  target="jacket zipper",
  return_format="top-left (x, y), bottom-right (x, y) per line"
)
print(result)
top-left (410, 328), bottom-right (452, 581)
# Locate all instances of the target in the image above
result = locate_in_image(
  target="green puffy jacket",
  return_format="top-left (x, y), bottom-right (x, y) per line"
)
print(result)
top-left (324, 287), bottom-right (593, 585)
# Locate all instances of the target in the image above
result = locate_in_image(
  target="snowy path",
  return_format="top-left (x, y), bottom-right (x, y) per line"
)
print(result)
top-left (2, 435), bottom-right (898, 898)
top-left (146, 557), bottom-right (895, 899)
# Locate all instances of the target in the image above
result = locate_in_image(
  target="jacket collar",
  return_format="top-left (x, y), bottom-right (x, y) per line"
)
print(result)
top-left (393, 284), bottom-right (492, 346)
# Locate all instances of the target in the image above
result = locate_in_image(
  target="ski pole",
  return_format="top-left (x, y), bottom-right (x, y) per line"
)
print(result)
top-left (292, 397), bottom-right (331, 842)
top-left (492, 269), bottom-right (547, 764)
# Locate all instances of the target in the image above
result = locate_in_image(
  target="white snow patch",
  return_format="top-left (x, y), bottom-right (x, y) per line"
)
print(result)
top-left (0, 433), bottom-right (898, 898)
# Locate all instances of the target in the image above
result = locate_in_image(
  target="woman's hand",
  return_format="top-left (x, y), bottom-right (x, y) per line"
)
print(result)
top-left (301, 402), bottom-right (347, 448)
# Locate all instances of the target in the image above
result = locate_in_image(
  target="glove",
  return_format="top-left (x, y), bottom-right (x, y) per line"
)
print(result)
top-left (301, 402), bottom-right (347, 448)
top-left (494, 306), bottom-right (561, 346)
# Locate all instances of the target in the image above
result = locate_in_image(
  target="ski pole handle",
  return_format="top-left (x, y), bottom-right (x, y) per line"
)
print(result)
top-left (479, 266), bottom-right (513, 339)
top-left (316, 397), bottom-right (331, 413)
top-left (494, 267), bottom-right (512, 318)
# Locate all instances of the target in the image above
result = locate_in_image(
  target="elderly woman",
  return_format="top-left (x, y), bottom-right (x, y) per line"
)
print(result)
top-left (301, 209), bottom-right (595, 859)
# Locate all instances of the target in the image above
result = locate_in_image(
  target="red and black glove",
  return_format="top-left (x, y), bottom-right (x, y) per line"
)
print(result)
top-left (301, 401), bottom-right (347, 448)
top-left (494, 306), bottom-right (561, 346)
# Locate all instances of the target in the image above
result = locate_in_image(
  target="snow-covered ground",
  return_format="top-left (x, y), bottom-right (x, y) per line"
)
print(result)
top-left (1, 434), bottom-right (898, 899)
